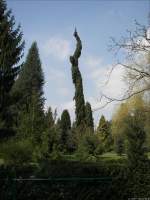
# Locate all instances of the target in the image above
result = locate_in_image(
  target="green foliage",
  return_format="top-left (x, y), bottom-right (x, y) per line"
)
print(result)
top-left (125, 109), bottom-right (148, 168)
top-left (45, 107), bottom-right (55, 129)
top-left (70, 30), bottom-right (86, 128)
top-left (115, 135), bottom-right (124, 156)
top-left (85, 102), bottom-right (94, 132)
top-left (0, 0), bottom-right (24, 134)
top-left (49, 144), bottom-right (63, 160)
top-left (97, 115), bottom-right (113, 152)
top-left (60, 109), bottom-right (71, 151)
top-left (75, 132), bottom-right (102, 161)
top-left (0, 138), bottom-right (34, 166)
top-left (14, 42), bottom-right (45, 143)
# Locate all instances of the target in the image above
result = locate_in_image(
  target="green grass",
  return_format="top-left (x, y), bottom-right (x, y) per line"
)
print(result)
top-left (99, 152), bottom-right (126, 161)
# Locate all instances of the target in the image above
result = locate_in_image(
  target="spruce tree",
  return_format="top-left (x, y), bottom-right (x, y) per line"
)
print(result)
top-left (14, 42), bottom-right (45, 142)
top-left (85, 102), bottom-right (94, 132)
top-left (60, 109), bottom-right (71, 150)
top-left (13, 42), bottom-right (44, 110)
top-left (0, 0), bottom-right (24, 132)
top-left (70, 29), bottom-right (86, 128)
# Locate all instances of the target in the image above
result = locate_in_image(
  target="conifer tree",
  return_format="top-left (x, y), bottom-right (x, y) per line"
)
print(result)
top-left (14, 42), bottom-right (45, 142)
top-left (45, 107), bottom-right (55, 129)
top-left (97, 115), bottom-right (112, 151)
top-left (70, 29), bottom-right (86, 128)
top-left (0, 0), bottom-right (24, 132)
top-left (13, 42), bottom-right (44, 110)
top-left (85, 102), bottom-right (94, 132)
top-left (60, 109), bottom-right (71, 150)
top-left (125, 109), bottom-right (147, 168)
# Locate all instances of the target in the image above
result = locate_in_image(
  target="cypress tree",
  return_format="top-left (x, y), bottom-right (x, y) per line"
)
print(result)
top-left (0, 0), bottom-right (24, 133)
top-left (85, 102), bottom-right (94, 132)
top-left (60, 109), bottom-right (71, 150)
top-left (70, 29), bottom-right (86, 128)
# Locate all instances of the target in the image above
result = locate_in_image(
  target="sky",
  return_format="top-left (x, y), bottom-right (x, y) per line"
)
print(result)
top-left (7, 0), bottom-right (149, 125)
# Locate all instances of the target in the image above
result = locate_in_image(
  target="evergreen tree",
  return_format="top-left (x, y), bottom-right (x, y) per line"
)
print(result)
top-left (13, 42), bottom-right (44, 110)
top-left (45, 107), bottom-right (55, 129)
top-left (125, 109), bottom-right (148, 168)
top-left (97, 115), bottom-right (108, 139)
top-left (70, 29), bottom-right (86, 128)
top-left (14, 42), bottom-right (45, 142)
top-left (97, 115), bottom-right (112, 152)
top-left (0, 0), bottom-right (24, 133)
top-left (60, 109), bottom-right (71, 150)
top-left (85, 102), bottom-right (94, 132)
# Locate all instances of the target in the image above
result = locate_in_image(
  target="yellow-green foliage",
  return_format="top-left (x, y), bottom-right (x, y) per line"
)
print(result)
top-left (112, 94), bottom-right (149, 151)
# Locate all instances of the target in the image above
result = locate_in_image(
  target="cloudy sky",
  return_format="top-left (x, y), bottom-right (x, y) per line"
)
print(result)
top-left (8, 0), bottom-right (149, 125)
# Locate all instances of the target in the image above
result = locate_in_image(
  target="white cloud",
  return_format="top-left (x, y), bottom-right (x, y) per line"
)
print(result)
top-left (43, 37), bottom-right (71, 60)
top-left (47, 68), bottom-right (65, 81)
top-left (83, 55), bottom-right (127, 121)
top-left (57, 87), bottom-right (70, 97)
top-left (54, 100), bottom-right (75, 122)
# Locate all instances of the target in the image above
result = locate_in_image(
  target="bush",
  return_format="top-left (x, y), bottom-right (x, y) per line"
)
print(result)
top-left (0, 138), bottom-right (34, 166)
top-left (75, 133), bottom-right (103, 161)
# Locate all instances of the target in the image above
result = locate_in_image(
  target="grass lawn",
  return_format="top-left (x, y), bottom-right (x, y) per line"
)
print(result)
top-left (99, 152), bottom-right (126, 161)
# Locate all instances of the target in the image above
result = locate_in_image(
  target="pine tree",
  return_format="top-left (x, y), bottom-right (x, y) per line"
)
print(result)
top-left (85, 102), bottom-right (94, 132)
top-left (14, 42), bottom-right (45, 142)
top-left (60, 109), bottom-right (71, 151)
top-left (0, 0), bottom-right (24, 132)
top-left (70, 29), bottom-right (86, 128)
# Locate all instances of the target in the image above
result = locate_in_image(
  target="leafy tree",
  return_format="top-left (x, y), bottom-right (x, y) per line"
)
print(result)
top-left (60, 109), bottom-right (71, 151)
top-left (85, 101), bottom-right (94, 132)
top-left (112, 94), bottom-right (149, 154)
top-left (70, 29), bottom-right (86, 128)
top-left (0, 0), bottom-right (24, 134)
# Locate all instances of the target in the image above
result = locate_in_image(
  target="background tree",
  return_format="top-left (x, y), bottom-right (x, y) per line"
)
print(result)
top-left (85, 102), bottom-right (94, 132)
top-left (111, 94), bottom-right (149, 154)
top-left (13, 42), bottom-right (45, 144)
top-left (97, 115), bottom-right (112, 152)
top-left (60, 109), bottom-right (71, 151)
top-left (45, 107), bottom-right (55, 129)
top-left (70, 29), bottom-right (86, 128)
top-left (0, 0), bottom-right (24, 136)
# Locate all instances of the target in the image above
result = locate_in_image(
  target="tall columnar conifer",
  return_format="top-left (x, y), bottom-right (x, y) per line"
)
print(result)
top-left (70, 30), bottom-right (86, 128)
top-left (85, 102), bottom-right (94, 132)
top-left (60, 109), bottom-right (71, 150)
top-left (0, 0), bottom-right (24, 131)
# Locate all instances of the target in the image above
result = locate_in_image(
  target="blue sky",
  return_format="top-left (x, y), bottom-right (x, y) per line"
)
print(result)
top-left (7, 0), bottom-right (149, 125)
